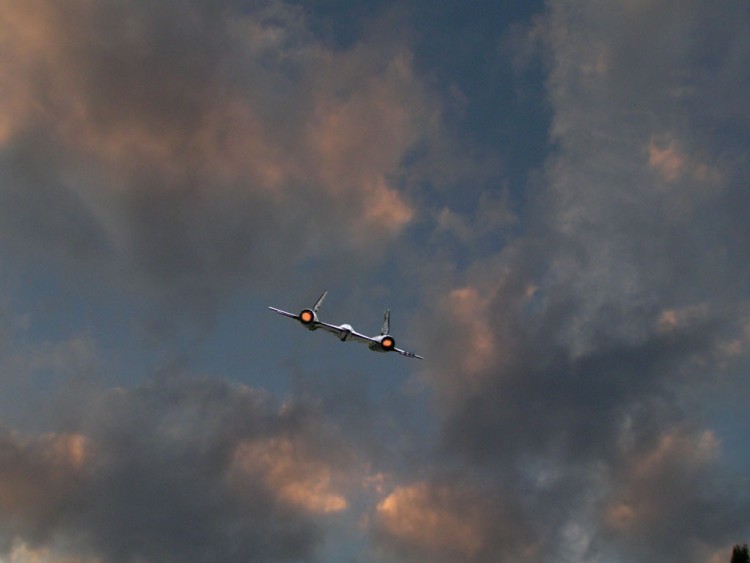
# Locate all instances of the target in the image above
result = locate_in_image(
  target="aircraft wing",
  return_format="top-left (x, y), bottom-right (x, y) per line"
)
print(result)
top-left (268, 306), bottom-right (299, 320)
top-left (394, 347), bottom-right (423, 360)
top-left (347, 330), bottom-right (377, 345)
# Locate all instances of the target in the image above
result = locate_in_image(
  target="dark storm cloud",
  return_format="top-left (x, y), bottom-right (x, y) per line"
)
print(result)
top-left (0, 375), bottom-right (357, 562)
top-left (0, 0), bottom-right (439, 304)
top-left (370, 0), bottom-right (750, 561)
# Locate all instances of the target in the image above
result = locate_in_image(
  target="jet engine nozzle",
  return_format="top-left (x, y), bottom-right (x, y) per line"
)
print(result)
top-left (380, 335), bottom-right (396, 351)
top-left (299, 309), bottom-right (317, 327)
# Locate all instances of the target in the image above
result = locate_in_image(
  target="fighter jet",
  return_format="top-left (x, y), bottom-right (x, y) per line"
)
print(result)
top-left (268, 290), bottom-right (423, 359)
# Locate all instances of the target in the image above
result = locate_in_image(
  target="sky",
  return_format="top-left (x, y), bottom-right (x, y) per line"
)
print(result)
top-left (0, 0), bottom-right (749, 561)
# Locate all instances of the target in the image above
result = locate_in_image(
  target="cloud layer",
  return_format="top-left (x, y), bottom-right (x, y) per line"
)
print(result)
top-left (0, 376), bottom-right (357, 562)
top-left (0, 0), bottom-right (438, 303)
top-left (0, 0), bottom-right (749, 561)
top-left (396, 0), bottom-right (750, 561)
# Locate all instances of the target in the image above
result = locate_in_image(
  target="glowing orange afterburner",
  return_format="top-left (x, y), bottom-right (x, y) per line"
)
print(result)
top-left (300, 310), bottom-right (314, 324)
top-left (381, 337), bottom-right (395, 350)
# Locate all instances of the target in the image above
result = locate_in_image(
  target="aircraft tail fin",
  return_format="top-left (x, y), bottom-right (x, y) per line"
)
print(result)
top-left (381, 309), bottom-right (391, 335)
top-left (313, 290), bottom-right (328, 312)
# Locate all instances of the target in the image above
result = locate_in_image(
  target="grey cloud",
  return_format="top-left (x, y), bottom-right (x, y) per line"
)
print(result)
top-left (409, 268), bottom-right (745, 560)
top-left (540, 0), bottom-right (750, 339)
top-left (0, 430), bottom-right (87, 554)
top-left (371, 478), bottom-right (535, 563)
top-left (0, 375), bottom-right (356, 562)
top-left (3, 0), bottom-right (750, 561)
top-left (0, 139), bottom-right (112, 265)
top-left (400, 0), bottom-right (750, 560)
top-left (0, 0), bottom-right (439, 307)
top-left (591, 427), bottom-right (749, 562)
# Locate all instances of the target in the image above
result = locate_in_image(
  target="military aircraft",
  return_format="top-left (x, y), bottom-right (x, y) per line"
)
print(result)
top-left (269, 291), bottom-right (423, 359)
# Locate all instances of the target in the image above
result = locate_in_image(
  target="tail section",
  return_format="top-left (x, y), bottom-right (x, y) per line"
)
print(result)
top-left (313, 290), bottom-right (328, 312)
top-left (381, 309), bottom-right (391, 336)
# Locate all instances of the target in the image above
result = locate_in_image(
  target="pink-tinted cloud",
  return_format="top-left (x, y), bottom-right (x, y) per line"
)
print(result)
top-left (229, 437), bottom-right (348, 514)
top-left (376, 482), bottom-right (484, 556)
top-left (0, 0), bottom-right (440, 302)
top-left (0, 431), bottom-right (87, 518)
top-left (411, 1), bottom-right (750, 560)
top-left (648, 138), bottom-right (685, 183)
top-left (0, 376), bottom-right (363, 561)
top-left (371, 479), bottom-right (535, 562)
top-left (595, 427), bottom-right (744, 562)
top-left (605, 429), bottom-right (719, 534)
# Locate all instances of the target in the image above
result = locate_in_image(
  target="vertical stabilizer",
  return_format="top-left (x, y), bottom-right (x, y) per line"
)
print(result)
top-left (313, 290), bottom-right (328, 312)
top-left (381, 309), bottom-right (391, 335)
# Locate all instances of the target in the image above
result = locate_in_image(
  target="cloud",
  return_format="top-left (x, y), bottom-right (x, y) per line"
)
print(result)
top-left (0, 376), bottom-right (357, 562)
top-left (433, 286), bottom-right (496, 377)
top-left (531, 0), bottom-right (750, 356)
top-left (228, 436), bottom-right (348, 514)
top-left (2, 0), bottom-right (750, 561)
top-left (375, 482), bottom-right (484, 557)
top-left (596, 428), bottom-right (747, 561)
top-left (372, 479), bottom-right (535, 563)
top-left (0, 0), bottom-right (439, 304)
top-left (409, 0), bottom-right (750, 560)
top-left (648, 138), bottom-right (686, 183)
top-left (0, 312), bottom-right (104, 430)
top-left (0, 431), bottom-right (87, 534)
